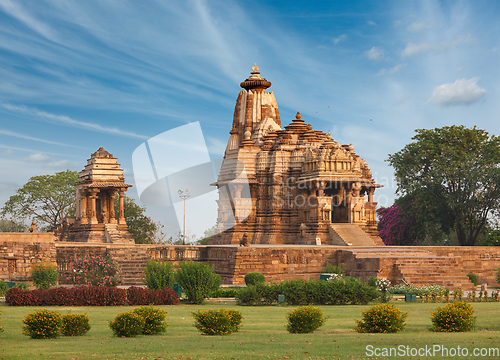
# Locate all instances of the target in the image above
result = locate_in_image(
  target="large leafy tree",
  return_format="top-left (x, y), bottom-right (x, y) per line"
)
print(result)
top-left (387, 125), bottom-right (500, 246)
top-left (114, 196), bottom-right (164, 244)
top-left (1, 170), bottom-right (78, 230)
top-left (0, 219), bottom-right (28, 232)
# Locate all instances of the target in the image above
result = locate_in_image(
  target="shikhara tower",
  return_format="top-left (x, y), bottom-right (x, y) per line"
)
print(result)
top-left (210, 65), bottom-right (384, 246)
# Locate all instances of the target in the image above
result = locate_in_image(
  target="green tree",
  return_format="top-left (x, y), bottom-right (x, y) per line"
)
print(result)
top-left (115, 196), bottom-right (164, 244)
top-left (0, 218), bottom-right (28, 232)
top-left (196, 225), bottom-right (218, 245)
top-left (387, 125), bottom-right (500, 246)
top-left (1, 170), bottom-right (78, 230)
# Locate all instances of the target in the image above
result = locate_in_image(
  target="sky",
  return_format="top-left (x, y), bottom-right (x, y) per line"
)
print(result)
top-left (1, 0), bottom-right (499, 239)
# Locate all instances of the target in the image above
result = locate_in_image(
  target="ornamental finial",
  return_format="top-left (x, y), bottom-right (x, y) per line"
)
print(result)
top-left (252, 63), bottom-right (259, 73)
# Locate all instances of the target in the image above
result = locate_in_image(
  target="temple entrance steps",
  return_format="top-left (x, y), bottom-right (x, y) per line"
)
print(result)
top-left (329, 224), bottom-right (385, 246)
top-left (108, 247), bottom-right (151, 286)
top-left (104, 224), bottom-right (135, 243)
top-left (337, 248), bottom-right (474, 291)
top-left (104, 224), bottom-right (121, 243)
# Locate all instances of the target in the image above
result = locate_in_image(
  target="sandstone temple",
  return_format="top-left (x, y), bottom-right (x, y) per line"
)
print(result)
top-left (2, 65), bottom-right (500, 291)
top-left (210, 64), bottom-right (383, 246)
top-left (57, 147), bottom-right (134, 243)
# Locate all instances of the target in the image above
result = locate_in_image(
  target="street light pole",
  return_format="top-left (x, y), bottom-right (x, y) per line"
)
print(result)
top-left (178, 189), bottom-right (190, 245)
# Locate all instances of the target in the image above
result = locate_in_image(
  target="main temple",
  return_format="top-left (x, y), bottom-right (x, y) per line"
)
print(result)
top-left (209, 65), bottom-right (384, 246)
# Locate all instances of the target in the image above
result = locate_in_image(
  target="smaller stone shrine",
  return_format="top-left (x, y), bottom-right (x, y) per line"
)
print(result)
top-left (58, 147), bottom-right (134, 243)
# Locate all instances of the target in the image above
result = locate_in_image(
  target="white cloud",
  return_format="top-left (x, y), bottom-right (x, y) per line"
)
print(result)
top-left (429, 77), bottom-right (486, 107)
top-left (333, 34), bottom-right (347, 45)
top-left (407, 22), bottom-right (435, 32)
top-left (401, 35), bottom-right (476, 57)
top-left (23, 153), bottom-right (51, 162)
top-left (365, 46), bottom-right (385, 61)
top-left (377, 64), bottom-right (406, 76)
top-left (0, 128), bottom-right (83, 148)
top-left (2, 103), bottom-right (148, 140)
top-left (47, 160), bottom-right (80, 168)
top-left (367, 21), bottom-right (377, 26)
top-left (401, 42), bottom-right (434, 57)
top-left (3, 149), bottom-right (13, 155)
top-left (0, 0), bottom-right (57, 41)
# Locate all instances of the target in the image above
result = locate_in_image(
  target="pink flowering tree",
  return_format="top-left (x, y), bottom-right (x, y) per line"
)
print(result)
top-left (377, 203), bottom-right (418, 246)
top-left (68, 253), bottom-right (121, 287)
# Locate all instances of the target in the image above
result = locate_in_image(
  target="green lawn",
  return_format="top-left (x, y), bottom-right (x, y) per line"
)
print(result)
top-left (1, 301), bottom-right (499, 360)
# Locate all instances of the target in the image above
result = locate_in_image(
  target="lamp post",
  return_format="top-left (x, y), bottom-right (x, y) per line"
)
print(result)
top-left (178, 189), bottom-right (190, 245)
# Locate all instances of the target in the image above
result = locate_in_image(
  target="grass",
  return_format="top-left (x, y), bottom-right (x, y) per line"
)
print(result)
top-left (1, 301), bottom-right (500, 359)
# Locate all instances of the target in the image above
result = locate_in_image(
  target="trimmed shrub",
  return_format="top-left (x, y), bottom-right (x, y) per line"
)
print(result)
top-left (467, 273), bottom-right (479, 287)
top-left (22, 309), bottom-right (62, 339)
top-left (61, 314), bottom-right (91, 336)
top-left (237, 279), bottom-right (377, 306)
top-left (175, 261), bottom-right (220, 304)
top-left (109, 312), bottom-right (145, 337)
top-left (244, 272), bottom-right (265, 286)
top-left (31, 261), bottom-right (59, 290)
top-left (211, 288), bottom-right (239, 298)
top-left (5, 286), bottom-right (126, 307)
top-left (5, 287), bottom-right (34, 306)
top-left (0, 280), bottom-right (7, 296)
top-left (355, 304), bottom-right (408, 333)
top-left (143, 260), bottom-right (175, 290)
top-left (68, 253), bottom-right (121, 287)
top-left (191, 308), bottom-right (242, 335)
top-left (72, 286), bottom-right (126, 306)
top-left (236, 284), bottom-right (262, 305)
top-left (431, 301), bottom-right (476, 332)
top-left (286, 306), bottom-right (328, 334)
top-left (126, 287), bottom-right (179, 306)
top-left (132, 306), bottom-right (167, 335)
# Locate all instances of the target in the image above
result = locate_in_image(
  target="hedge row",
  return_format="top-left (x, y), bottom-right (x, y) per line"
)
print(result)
top-left (5, 286), bottom-right (179, 306)
top-left (237, 278), bottom-right (379, 305)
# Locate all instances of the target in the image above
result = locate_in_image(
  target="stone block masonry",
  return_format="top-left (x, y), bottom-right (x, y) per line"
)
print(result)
top-left (0, 233), bottom-right (57, 282)
top-left (2, 233), bottom-right (500, 289)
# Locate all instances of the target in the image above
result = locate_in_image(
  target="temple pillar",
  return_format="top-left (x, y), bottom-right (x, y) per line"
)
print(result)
top-left (368, 188), bottom-right (374, 203)
top-left (109, 190), bottom-right (117, 224)
top-left (89, 190), bottom-right (98, 225)
top-left (118, 190), bottom-right (126, 225)
top-left (80, 191), bottom-right (88, 225)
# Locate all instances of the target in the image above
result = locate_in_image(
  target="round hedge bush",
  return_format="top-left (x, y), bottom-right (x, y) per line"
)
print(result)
top-left (244, 272), bottom-right (265, 286)
top-left (191, 308), bottom-right (243, 335)
top-left (61, 314), bottom-right (91, 336)
top-left (431, 301), bottom-right (476, 332)
top-left (132, 306), bottom-right (168, 335)
top-left (109, 312), bottom-right (145, 337)
top-left (22, 309), bottom-right (62, 339)
top-left (355, 303), bottom-right (408, 333)
top-left (286, 306), bottom-right (328, 334)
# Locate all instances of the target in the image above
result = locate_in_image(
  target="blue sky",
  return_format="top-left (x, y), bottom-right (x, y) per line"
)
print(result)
top-left (1, 0), bottom-right (499, 238)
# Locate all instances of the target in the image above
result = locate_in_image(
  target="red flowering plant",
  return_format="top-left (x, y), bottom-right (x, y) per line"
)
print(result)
top-left (377, 202), bottom-right (418, 246)
top-left (68, 253), bottom-right (121, 287)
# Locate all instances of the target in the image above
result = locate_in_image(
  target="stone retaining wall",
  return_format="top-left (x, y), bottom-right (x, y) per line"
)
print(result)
top-left (0, 233), bottom-right (57, 282)
top-left (2, 233), bottom-right (500, 288)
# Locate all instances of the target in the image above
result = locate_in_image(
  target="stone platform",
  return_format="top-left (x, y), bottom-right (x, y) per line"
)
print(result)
top-left (2, 233), bottom-right (499, 290)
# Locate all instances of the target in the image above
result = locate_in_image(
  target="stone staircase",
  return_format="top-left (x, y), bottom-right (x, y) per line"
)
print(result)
top-left (338, 247), bottom-right (474, 290)
top-left (329, 224), bottom-right (385, 246)
top-left (104, 224), bottom-right (134, 243)
top-left (108, 247), bottom-right (151, 286)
